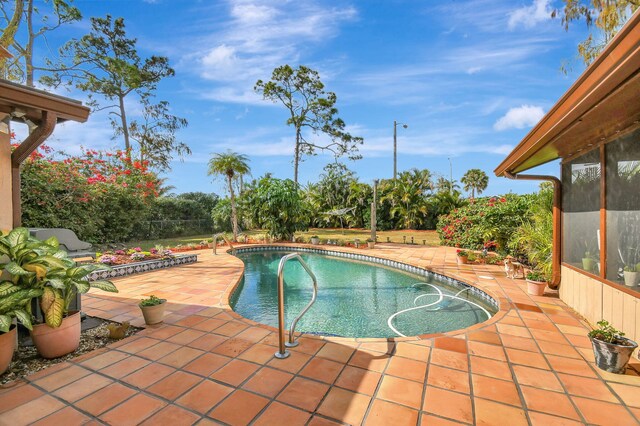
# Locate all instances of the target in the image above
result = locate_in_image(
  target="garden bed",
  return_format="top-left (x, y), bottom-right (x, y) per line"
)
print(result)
top-left (88, 253), bottom-right (198, 281)
top-left (1, 317), bottom-right (141, 385)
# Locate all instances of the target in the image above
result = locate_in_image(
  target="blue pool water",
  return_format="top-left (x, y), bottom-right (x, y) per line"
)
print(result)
top-left (230, 250), bottom-right (497, 338)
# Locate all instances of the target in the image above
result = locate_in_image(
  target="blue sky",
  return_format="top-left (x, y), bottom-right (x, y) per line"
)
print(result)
top-left (25, 0), bottom-right (591, 196)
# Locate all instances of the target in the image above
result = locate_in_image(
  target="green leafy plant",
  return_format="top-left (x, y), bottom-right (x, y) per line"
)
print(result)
top-left (624, 265), bottom-right (637, 272)
top-left (0, 228), bottom-right (118, 329)
top-left (588, 320), bottom-right (629, 345)
top-left (456, 250), bottom-right (469, 257)
top-left (466, 252), bottom-right (477, 262)
top-left (526, 270), bottom-right (547, 282)
top-left (139, 295), bottom-right (165, 307)
top-left (366, 238), bottom-right (374, 243)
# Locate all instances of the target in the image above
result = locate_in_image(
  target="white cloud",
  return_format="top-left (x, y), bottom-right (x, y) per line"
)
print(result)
top-left (494, 105), bottom-right (545, 131)
top-left (508, 0), bottom-right (552, 30)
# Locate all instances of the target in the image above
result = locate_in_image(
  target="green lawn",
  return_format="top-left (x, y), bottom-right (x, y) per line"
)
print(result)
top-left (114, 228), bottom-right (440, 251)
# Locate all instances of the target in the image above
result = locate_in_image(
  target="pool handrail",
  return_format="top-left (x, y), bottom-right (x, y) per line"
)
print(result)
top-left (274, 252), bottom-right (318, 359)
top-left (212, 233), bottom-right (235, 255)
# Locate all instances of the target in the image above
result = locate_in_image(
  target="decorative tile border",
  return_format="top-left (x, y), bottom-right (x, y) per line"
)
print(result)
top-left (87, 254), bottom-right (198, 281)
top-left (233, 246), bottom-right (499, 313)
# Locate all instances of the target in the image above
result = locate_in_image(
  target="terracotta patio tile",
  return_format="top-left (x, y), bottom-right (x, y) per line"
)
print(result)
top-left (572, 396), bottom-right (638, 425)
top-left (430, 348), bottom-right (468, 371)
top-left (211, 337), bottom-right (254, 358)
top-left (422, 386), bottom-right (473, 424)
top-left (187, 333), bottom-right (227, 351)
top-left (474, 397), bottom-right (528, 426)
top-left (377, 375), bottom-right (423, 409)
top-left (359, 341), bottom-right (396, 354)
top-left (420, 413), bottom-right (469, 425)
top-left (208, 389), bottom-right (269, 426)
top-left (122, 362), bottom-right (175, 389)
top-left (167, 329), bottom-right (207, 345)
top-left (31, 406), bottom-right (91, 425)
top-left (79, 350), bottom-right (129, 370)
top-left (609, 382), bottom-right (640, 408)
top-left (210, 359), bottom-right (259, 386)
top-left (386, 356), bottom-right (428, 382)
top-left (348, 350), bottom-right (391, 372)
top-left (175, 379), bottom-right (233, 414)
top-left (266, 351), bottom-right (311, 374)
top-left (145, 324), bottom-right (184, 340)
top-left (289, 336), bottom-right (326, 355)
top-left (471, 375), bottom-right (521, 407)
top-left (137, 341), bottom-right (182, 361)
top-left (174, 315), bottom-right (208, 328)
top-left (147, 371), bottom-right (202, 401)
top-left (468, 330), bottom-right (502, 346)
top-left (212, 321), bottom-right (248, 337)
top-left (74, 382), bottom-right (137, 416)
top-left (317, 387), bottom-right (372, 425)
top-left (118, 337), bottom-right (163, 354)
top-left (335, 365), bottom-right (382, 396)
top-left (140, 404), bottom-right (201, 426)
top-left (277, 376), bottom-right (329, 411)
top-left (191, 317), bottom-right (226, 332)
top-left (100, 355), bottom-right (151, 379)
top-left (53, 373), bottom-right (113, 402)
top-left (253, 401), bottom-right (311, 426)
top-left (100, 393), bottom-right (166, 425)
top-left (528, 411), bottom-right (584, 425)
top-left (433, 337), bottom-right (468, 354)
top-left (427, 364), bottom-right (470, 394)
top-left (242, 366), bottom-right (293, 398)
top-left (531, 328), bottom-right (568, 343)
top-left (536, 340), bottom-right (581, 359)
top-left (365, 398), bottom-right (419, 426)
top-left (238, 343), bottom-right (278, 364)
top-left (467, 341), bottom-right (507, 361)
top-left (394, 342), bottom-right (431, 361)
top-left (0, 395), bottom-right (66, 424)
top-left (520, 386), bottom-right (580, 420)
top-left (513, 365), bottom-right (563, 392)
top-left (558, 373), bottom-right (620, 402)
top-left (545, 354), bottom-right (597, 378)
top-left (0, 383), bottom-right (43, 414)
top-left (505, 347), bottom-right (549, 369)
top-left (500, 334), bottom-right (539, 352)
top-left (235, 326), bottom-right (272, 343)
top-left (32, 364), bottom-right (91, 391)
top-left (316, 342), bottom-right (356, 363)
top-left (308, 416), bottom-right (343, 426)
top-left (158, 346), bottom-right (204, 368)
top-left (300, 357), bottom-right (344, 384)
top-left (470, 356), bottom-right (513, 380)
top-left (183, 353), bottom-right (231, 377)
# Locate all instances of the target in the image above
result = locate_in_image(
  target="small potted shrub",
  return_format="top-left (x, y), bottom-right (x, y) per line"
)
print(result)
top-left (525, 270), bottom-right (547, 296)
top-left (623, 265), bottom-right (639, 287)
top-left (582, 251), bottom-right (597, 272)
top-left (139, 295), bottom-right (167, 325)
top-left (456, 250), bottom-right (469, 264)
top-left (366, 238), bottom-right (375, 249)
top-left (310, 235), bottom-right (320, 245)
top-left (588, 320), bottom-right (638, 374)
top-left (0, 284), bottom-right (41, 374)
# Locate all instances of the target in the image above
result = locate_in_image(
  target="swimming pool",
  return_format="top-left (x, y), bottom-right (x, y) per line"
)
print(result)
top-left (230, 247), bottom-right (498, 338)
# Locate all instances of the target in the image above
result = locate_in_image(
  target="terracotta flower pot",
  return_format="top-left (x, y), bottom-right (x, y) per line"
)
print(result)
top-left (140, 300), bottom-right (166, 325)
top-left (457, 256), bottom-right (468, 265)
top-left (31, 311), bottom-right (81, 359)
top-left (526, 279), bottom-right (547, 296)
top-left (0, 325), bottom-right (17, 375)
top-left (367, 241), bottom-right (375, 249)
top-left (311, 237), bottom-right (320, 245)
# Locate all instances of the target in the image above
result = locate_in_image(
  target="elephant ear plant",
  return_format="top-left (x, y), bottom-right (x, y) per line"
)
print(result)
top-left (0, 228), bottom-right (118, 358)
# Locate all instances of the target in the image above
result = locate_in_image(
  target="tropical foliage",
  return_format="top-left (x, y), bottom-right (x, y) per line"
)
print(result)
top-left (461, 169), bottom-right (489, 200)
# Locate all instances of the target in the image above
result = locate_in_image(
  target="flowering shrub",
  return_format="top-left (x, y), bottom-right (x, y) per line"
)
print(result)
top-left (98, 254), bottom-right (118, 265)
top-left (19, 145), bottom-right (160, 243)
top-left (130, 252), bottom-right (146, 261)
top-left (437, 194), bottom-right (534, 253)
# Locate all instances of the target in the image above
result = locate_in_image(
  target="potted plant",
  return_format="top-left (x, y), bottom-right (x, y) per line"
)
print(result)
top-left (310, 235), bottom-right (320, 245)
top-left (456, 250), bottom-right (469, 264)
top-left (588, 320), bottom-right (638, 374)
top-left (366, 238), bottom-right (375, 249)
top-left (0, 228), bottom-right (118, 359)
top-left (623, 265), bottom-right (639, 287)
top-left (0, 283), bottom-right (42, 375)
top-left (582, 251), bottom-right (597, 272)
top-left (139, 295), bottom-right (167, 325)
top-left (525, 270), bottom-right (547, 296)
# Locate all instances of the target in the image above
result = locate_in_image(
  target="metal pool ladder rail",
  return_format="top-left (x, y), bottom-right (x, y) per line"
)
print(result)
top-left (212, 233), bottom-right (235, 255)
top-left (274, 253), bottom-right (318, 359)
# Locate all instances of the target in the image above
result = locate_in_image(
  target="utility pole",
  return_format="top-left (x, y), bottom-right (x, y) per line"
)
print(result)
top-left (393, 120), bottom-right (407, 180)
top-left (371, 179), bottom-right (379, 241)
top-left (448, 157), bottom-right (453, 194)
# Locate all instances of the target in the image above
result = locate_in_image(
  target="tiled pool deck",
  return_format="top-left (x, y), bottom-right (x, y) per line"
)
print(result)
top-left (1, 244), bottom-right (639, 425)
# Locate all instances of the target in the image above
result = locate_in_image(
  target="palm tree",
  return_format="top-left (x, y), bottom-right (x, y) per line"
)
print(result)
top-left (461, 169), bottom-right (489, 200)
top-left (207, 151), bottom-right (250, 241)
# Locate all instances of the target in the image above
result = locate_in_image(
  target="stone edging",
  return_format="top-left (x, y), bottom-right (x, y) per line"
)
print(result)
top-left (87, 254), bottom-right (198, 281)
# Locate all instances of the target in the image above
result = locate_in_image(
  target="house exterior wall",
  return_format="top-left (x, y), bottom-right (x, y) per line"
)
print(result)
top-left (560, 265), bottom-right (639, 358)
top-left (0, 114), bottom-right (13, 232)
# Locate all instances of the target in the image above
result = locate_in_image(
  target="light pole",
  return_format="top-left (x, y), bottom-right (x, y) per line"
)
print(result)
top-left (448, 157), bottom-right (453, 194)
top-left (371, 179), bottom-right (379, 242)
top-left (393, 120), bottom-right (408, 180)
